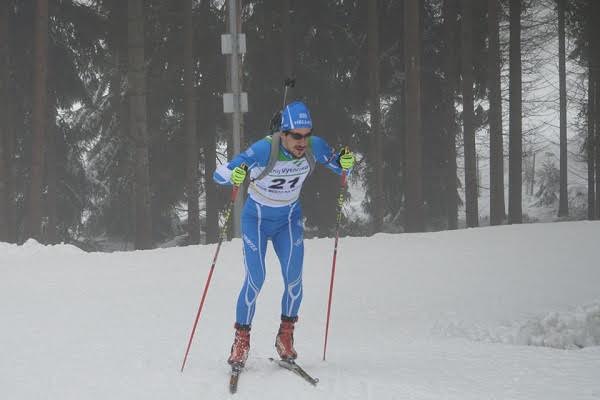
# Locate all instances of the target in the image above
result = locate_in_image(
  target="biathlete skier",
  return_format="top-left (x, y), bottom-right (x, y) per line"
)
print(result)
top-left (213, 100), bottom-right (355, 367)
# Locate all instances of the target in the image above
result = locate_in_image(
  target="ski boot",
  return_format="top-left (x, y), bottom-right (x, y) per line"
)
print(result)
top-left (228, 323), bottom-right (251, 367)
top-left (275, 315), bottom-right (298, 360)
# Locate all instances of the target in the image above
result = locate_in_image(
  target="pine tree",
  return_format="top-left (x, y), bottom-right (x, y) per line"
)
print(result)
top-left (128, 0), bottom-right (152, 249)
top-left (368, 0), bottom-right (384, 233)
top-left (488, 0), bottom-right (505, 225)
top-left (558, 0), bottom-right (569, 217)
top-left (184, 0), bottom-right (200, 244)
top-left (461, 0), bottom-right (479, 228)
top-left (0, 1), bottom-right (9, 242)
top-left (509, 0), bottom-right (523, 224)
top-left (27, 0), bottom-right (49, 241)
top-left (442, 0), bottom-right (459, 230)
top-left (404, 0), bottom-right (424, 232)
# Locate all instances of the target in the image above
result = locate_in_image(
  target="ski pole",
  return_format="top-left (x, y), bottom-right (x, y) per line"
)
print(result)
top-left (180, 168), bottom-right (246, 372)
top-left (323, 155), bottom-right (349, 361)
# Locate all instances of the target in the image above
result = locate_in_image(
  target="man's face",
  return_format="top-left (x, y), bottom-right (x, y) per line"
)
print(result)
top-left (281, 128), bottom-right (312, 158)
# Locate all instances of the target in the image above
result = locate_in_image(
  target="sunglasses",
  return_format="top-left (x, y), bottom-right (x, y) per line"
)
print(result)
top-left (284, 131), bottom-right (312, 140)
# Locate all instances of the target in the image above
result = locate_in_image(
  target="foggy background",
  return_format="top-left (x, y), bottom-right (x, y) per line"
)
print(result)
top-left (0, 0), bottom-right (599, 251)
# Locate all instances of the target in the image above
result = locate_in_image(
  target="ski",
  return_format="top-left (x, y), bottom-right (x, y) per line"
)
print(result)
top-left (268, 357), bottom-right (319, 386)
top-left (229, 365), bottom-right (243, 394)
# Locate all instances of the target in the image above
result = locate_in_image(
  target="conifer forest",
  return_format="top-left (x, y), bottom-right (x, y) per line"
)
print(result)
top-left (0, 0), bottom-right (599, 250)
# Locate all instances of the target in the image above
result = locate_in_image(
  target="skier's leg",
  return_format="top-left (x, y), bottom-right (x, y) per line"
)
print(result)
top-left (271, 203), bottom-right (303, 359)
top-left (272, 202), bottom-right (304, 319)
top-left (235, 200), bottom-right (268, 326)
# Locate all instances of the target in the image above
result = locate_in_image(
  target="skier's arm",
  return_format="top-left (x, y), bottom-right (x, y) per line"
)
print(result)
top-left (310, 136), bottom-right (354, 175)
top-left (213, 138), bottom-right (271, 185)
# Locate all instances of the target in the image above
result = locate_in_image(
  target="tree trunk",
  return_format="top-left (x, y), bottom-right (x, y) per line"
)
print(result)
top-left (442, 0), bottom-right (458, 230)
top-left (461, 0), bottom-right (478, 228)
top-left (262, 0), bottom-right (273, 82)
top-left (281, 0), bottom-right (293, 79)
top-left (368, 0), bottom-right (384, 233)
top-left (596, 80), bottom-right (600, 220)
top-left (110, 0), bottom-right (134, 242)
top-left (508, 0), bottom-right (523, 224)
top-left (198, 0), bottom-right (218, 245)
top-left (488, 0), bottom-right (505, 225)
top-left (128, 0), bottom-right (152, 249)
top-left (184, 0), bottom-right (200, 244)
top-left (3, 2), bottom-right (16, 243)
top-left (0, 1), bottom-right (9, 242)
top-left (6, 96), bottom-right (16, 242)
top-left (46, 108), bottom-right (57, 244)
top-left (5, 67), bottom-right (16, 243)
top-left (557, 0), bottom-right (568, 217)
top-left (594, 1), bottom-right (600, 218)
top-left (531, 151), bottom-right (536, 196)
top-left (404, 0), bottom-right (424, 232)
top-left (27, 0), bottom-right (49, 241)
top-left (109, 0), bottom-right (126, 142)
top-left (203, 115), bottom-right (219, 244)
top-left (588, 63), bottom-right (596, 219)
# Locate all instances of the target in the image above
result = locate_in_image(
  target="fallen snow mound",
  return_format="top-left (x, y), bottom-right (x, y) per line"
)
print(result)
top-left (502, 302), bottom-right (600, 349)
top-left (438, 302), bottom-right (600, 350)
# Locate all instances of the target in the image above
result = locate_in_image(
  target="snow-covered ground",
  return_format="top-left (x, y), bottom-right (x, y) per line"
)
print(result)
top-left (2, 221), bottom-right (600, 399)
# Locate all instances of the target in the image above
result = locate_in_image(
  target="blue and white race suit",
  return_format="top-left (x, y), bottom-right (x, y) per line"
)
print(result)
top-left (213, 135), bottom-right (344, 326)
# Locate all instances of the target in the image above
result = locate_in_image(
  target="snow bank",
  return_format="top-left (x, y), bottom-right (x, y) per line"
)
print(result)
top-left (439, 302), bottom-right (600, 350)
top-left (501, 302), bottom-right (600, 349)
top-left (0, 238), bottom-right (85, 256)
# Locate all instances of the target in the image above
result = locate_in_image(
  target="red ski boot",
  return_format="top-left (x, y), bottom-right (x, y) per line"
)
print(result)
top-left (228, 323), bottom-right (251, 367)
top-left (275, 316), bottom-right (298, 360)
